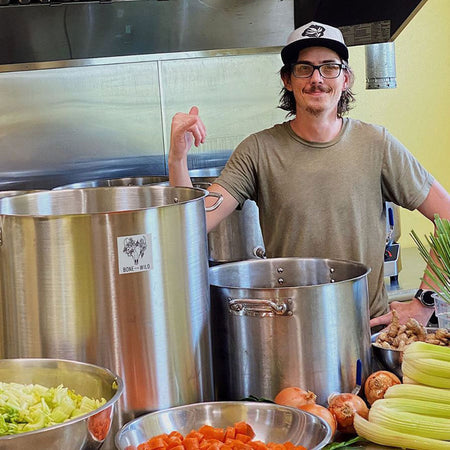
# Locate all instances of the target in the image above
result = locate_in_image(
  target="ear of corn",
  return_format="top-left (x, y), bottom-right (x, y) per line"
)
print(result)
top-left (368, 402), bottom-right (450, 440)
top-left (353, 413), bottom-right (450, 450)
top-left (371, 397), bottom-right (450, 418)
top-left (384, 383), bottom-right (450, 404)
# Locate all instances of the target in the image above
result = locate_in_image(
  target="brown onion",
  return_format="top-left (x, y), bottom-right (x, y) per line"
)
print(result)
top-left (327, 393), bottom-right (369, 434)
top-left (364, 370), bottom-right (401, 405)
top-left (299, 403), bottom-right (337, 437)
top-left (274, 387), bottom-right (317, 408)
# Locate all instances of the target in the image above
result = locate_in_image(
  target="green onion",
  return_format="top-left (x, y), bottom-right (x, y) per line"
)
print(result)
top-left (410, 215), bottom-right (450, 304)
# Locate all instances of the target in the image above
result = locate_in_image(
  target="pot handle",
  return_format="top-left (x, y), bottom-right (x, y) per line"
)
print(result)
top-left (193, 181), bottom-right (212, 189)
top-left (204, 191), bottom-right (223, 212)
top-left (228, 298), bottom-right (292, 316)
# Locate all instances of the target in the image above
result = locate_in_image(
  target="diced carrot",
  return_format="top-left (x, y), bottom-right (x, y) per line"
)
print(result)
top-left (268, 444), bottom-right (285, 450)
top-left (235, 434), bottom-right (252, 443)
top-left (183, 437), bottom-right (200, 450)
top-left (234, 422), bottom-right (255, 439)
top-left (169, 431), bottom-right (184, 441)
top-left (207, 444), bottom-right (222, 450)
top-left (147, 437), bottom-right (168, 450)
top-left (198, 425), bottom-right (226, 441)
top-left (201, 439), bottom-right (222, 450)
top-left (248, 440), bottom-right (267, 450)
top-left (224, 426), bottom-right (236, 440)
top-left (138, 422), bottom-right (306, 450)
top-left (169, 445), bottom-right (184, 450)
top-left (227, 439), bottom-right (252, 450)
top-left (167, 437), bottom-right (183, 449)
top-left (186, 431), bottom-right (204, 442)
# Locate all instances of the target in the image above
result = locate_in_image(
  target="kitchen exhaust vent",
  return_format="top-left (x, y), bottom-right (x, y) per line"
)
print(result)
top-left (0, 0), bottom-right (427, 70)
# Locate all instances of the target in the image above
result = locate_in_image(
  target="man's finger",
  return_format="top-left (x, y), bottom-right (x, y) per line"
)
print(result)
top-left (189, 106), bottom-right (199, 116)
top-left (370, 311), bottom-right (392, 328)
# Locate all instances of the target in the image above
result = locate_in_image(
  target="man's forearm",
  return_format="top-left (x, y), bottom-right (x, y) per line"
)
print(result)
top-left (168, 154), bottom-right (192, 187)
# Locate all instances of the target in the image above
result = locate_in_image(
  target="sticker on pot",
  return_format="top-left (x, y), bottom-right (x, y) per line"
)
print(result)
top-left (117, 233), bottom-right (152, 274)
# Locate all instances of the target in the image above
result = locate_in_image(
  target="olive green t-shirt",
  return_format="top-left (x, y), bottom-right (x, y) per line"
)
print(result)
top-left (215, 118), bottom-right (434, 318)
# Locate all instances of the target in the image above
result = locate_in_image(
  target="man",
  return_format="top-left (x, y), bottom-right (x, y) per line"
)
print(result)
top-left (168, 21), bottom-right (450, 328)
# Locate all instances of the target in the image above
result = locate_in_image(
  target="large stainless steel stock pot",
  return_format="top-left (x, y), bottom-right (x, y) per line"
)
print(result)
top-left (0, 189), bottom-right (46, 359)
top-left (53, 175), bottom-right (169, 190)
top-left (0, 186), bottom-right (220, 439)
top-left (209, 257), bottom-right (371, 405)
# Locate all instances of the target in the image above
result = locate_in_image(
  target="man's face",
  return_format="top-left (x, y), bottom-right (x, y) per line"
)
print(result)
top-left (283, 46), bottom-right (349, 117)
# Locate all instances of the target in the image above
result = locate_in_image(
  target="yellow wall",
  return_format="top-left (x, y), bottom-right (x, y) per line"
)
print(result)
top-left (347, 0), bottom-right (450, 248)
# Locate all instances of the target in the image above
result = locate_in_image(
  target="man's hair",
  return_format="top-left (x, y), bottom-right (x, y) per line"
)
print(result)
top-left (278, 63), bottom-right (356, 118)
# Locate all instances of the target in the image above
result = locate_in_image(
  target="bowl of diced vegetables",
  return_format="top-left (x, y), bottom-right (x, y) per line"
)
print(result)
top-left (0, 358), bottom-right (123, 450)
top-left (115, 401), bottom-right (332, 450)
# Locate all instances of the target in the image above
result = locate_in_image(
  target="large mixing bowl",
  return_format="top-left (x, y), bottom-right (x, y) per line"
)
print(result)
top-left (115, 401), bottom-right (332, 450)
top-left (0, 358), bottom-right (123, 450)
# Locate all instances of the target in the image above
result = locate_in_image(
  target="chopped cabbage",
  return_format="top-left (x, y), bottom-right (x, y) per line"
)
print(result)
top-left (0, 381), bottom-right (106, 436)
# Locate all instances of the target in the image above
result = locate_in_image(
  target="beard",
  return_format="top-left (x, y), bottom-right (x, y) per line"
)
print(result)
top-left (305, 104), bottom-right (325, 116)
top-left (303, 85), bottom-right (332, 116)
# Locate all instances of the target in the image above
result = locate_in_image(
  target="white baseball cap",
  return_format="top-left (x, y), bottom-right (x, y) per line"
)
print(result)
top-left (281, 21), bottom-right (349, 65)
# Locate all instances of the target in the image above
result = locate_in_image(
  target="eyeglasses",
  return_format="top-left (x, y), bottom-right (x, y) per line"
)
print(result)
top-left (291, 62), bottom-right (345, 79)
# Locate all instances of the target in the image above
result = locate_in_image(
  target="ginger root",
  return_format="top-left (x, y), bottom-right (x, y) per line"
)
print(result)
top-left (374, 309), bottom-right (449, 349)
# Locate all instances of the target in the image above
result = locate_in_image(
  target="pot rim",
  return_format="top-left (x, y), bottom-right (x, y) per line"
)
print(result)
top-left (0, 185), bottom-right (208, 218)
top-left (209, 256), bottom-right (371, 290)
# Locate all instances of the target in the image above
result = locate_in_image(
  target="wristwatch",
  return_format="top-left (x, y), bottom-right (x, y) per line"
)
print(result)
top-left (414, 289), bottom-right (436, 307)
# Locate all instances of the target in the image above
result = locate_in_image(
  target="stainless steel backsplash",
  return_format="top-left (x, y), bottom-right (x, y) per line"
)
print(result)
top-left (0, 51), bottom-right (287, 189)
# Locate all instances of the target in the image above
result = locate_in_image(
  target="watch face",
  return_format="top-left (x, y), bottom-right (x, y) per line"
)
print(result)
top-left (422, 290), bottom-right (435, 307)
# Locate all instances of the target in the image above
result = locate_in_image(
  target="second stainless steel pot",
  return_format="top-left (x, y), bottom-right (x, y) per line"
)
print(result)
top-left (209, 257), bottom-right (371, 405)
top-left (189, 167), bottom-right (265, 264)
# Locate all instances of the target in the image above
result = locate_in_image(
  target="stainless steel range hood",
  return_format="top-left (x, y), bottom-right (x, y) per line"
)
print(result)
top-left (0, 0), bottom-right (427, 70)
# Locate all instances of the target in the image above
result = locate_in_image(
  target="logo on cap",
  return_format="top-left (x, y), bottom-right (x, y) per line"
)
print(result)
top-left (302, 24), bottom-right (325, 38)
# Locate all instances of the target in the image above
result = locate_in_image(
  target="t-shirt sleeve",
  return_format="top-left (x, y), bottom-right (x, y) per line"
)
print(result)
top-left (381, 129), bottom-right (434, 210)
top-left (213, 134), bottom-right (259, 207)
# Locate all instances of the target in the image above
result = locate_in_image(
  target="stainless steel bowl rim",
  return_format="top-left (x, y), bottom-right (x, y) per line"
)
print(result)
top-left (0, 358), bottom-right (124, 441)
top-left (116, 401), bottom-right (332, 449)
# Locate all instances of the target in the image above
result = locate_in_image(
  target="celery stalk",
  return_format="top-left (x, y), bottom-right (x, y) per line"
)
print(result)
top-left (384, 383), bottom-right (450, 404)
top-left (404, 341), bottom-right (450, 362)
top-left (354, 413), bottom-right (450, 450)
top-left (369, 402), bottom-right (450, 440)
top-left (402, 360), bottom-right (450, 389)
top-left (371, 397), bottom-right (450, 419)
top-left (406, 357), bottom-right (450, 377)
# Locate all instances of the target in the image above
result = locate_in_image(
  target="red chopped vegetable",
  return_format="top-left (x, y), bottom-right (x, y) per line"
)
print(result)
top-left (137, 422), bottom-right (306, 450)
